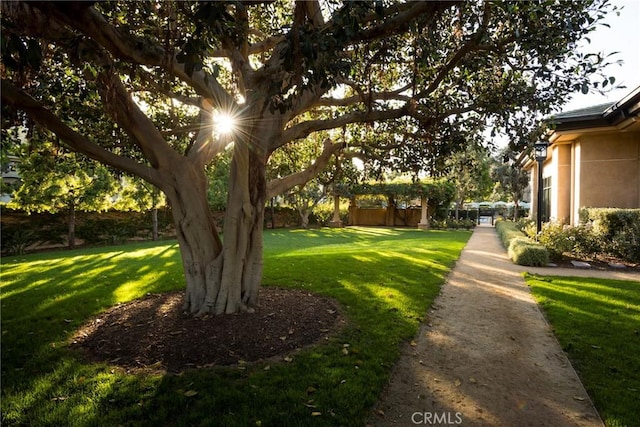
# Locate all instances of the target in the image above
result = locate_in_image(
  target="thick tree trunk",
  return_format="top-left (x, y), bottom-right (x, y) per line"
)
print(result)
top-left (164, 141), bottom-right (266, 315)
top-left (166, 162), bottom-right (223, 315)
top-left (217, 140), bottom-right (266, 313)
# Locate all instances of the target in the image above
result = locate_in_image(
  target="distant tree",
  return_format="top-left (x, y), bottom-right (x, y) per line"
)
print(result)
top-left (446, 143), bottom-right (493, 219)
top-left (268, 130), bottom-right (340, 228)
top-left (12, 143), bottom-right (117, 248)
top-left (491, 150), bottom-right (530, 221)
top-left (113, 175), bottom-right (166, 240)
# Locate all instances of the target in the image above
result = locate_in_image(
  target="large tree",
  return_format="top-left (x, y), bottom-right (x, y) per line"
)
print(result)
top-left (1, 0), bottom-right (615, 314)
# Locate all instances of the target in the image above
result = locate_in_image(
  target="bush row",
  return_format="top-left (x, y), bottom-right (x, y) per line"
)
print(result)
top-left (517, 208), bottom-right (640, 263)
top-left (580, 208), bottom-right (640, 262)
top-left (431, 218), bottom-right (476, 230)
top-left (495, 220), bottom-right (550, 266)
top-left (1, 205), bottom-right (350, 255)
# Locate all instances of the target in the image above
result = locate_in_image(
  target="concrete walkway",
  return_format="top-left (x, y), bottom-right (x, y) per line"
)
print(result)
top-left (369, 224), bottom-right (638, 427)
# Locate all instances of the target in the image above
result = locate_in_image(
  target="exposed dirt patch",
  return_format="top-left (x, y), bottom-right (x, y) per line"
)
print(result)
top-left (70, 287), bottom-right (341, 373)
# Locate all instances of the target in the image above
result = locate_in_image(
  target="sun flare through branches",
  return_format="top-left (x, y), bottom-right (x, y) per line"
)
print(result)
top-left (213, 111), bottom-right (237, 135)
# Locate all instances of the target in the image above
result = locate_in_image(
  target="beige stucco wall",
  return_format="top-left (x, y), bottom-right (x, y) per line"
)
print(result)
top-left (546, 144), bottom-right (572, 223)
top-left (577, 131), bottom-right (640, 212)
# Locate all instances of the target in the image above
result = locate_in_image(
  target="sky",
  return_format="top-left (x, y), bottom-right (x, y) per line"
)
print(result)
top-left (562, 0), bottom-right (640, 112)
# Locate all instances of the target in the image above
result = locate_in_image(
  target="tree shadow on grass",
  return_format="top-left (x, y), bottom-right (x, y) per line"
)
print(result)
top-left (0, 241), bottom-right (183, 386)
top-left (1, 229), bottom-right (470, 426)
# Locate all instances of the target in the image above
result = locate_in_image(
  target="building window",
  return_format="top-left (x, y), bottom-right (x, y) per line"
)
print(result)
top-left (542, 176), bottom-right (551, 222)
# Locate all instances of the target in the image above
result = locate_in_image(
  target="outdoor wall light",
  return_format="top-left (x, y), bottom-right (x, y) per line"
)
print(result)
top-left (534, 141), bottom-right (548, 162)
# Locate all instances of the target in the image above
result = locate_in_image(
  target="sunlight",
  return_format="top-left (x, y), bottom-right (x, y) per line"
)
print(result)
top-left (213, 111), bottom-right (236, 135)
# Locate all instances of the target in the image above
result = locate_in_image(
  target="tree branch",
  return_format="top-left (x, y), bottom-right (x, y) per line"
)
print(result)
top-left (267, 140), bottom-right (344, 198)
top-left (32, 2), bottom-right (237, 111)
top-left (346, 1), bottom-right (459, 44)
top-left (1, 79), bottom-right (160, 186)
top-left (316, 84), bottom-right (413, 108)
top-left (277, 106), bottom-right (408, 150)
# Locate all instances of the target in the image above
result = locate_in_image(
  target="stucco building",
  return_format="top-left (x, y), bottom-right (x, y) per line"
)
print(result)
top-left (523, 86), bottom-right (640, 225)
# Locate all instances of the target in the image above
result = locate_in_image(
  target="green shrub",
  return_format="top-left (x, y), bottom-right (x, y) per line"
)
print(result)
top-left (1, 228), bottom-right (37, 255)
top-left (535, 221), bottom-right (605, 261)
top-left (460, 219), bottom-right (476, 229)
top-left (537, 221), bottom-right (574, 261)
top-left (310, 202), bottom-right (349, 226)
top-left (508, 237), bottom-right (550, 266)
top-left (430, 219), bottom-right (444, 229)
top-left (495, 219), bottom-right (524, 247)
top-left (496, 220), bottom-right (550, 266)
top-left (579, 208), bottom-right (640, 262)
top-left (515, 218), bottom-right (536, 238)
top-left (609, 226), bottom-right (640, 262)
top-left (77, 218), bottom-right (138, 245)
top-left (428, 218), bottom-right (475, 230)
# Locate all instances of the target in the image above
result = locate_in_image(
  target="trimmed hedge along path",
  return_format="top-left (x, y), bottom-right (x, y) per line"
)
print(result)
top-left (369, 224), bottom-right (639, 427)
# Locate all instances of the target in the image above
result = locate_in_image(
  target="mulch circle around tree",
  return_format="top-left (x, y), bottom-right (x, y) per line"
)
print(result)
top-left (70, 287), bottom-right (342, 373)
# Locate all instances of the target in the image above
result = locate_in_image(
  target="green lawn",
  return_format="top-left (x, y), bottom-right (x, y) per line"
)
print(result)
top-left (1, 227), bottom-right (470, 426)
top-left (525, 274), bottom-right (640, 427)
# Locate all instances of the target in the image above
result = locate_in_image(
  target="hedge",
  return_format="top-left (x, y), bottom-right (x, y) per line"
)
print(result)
top-left (495, 220), bottom-right (550, 266)
top-left (578, 207), bottom-right (640, 262)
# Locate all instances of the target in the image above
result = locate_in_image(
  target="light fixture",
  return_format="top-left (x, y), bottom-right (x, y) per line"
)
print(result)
top-left (533, 141), bottom-right (548, 161)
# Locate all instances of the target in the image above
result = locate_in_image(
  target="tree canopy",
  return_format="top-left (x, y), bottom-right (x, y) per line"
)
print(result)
top-left (1, 0), bottom-right (617, 314)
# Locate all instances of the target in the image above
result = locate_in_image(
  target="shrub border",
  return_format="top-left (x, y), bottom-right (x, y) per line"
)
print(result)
top-left (495, 220), bottom-right (550, 266)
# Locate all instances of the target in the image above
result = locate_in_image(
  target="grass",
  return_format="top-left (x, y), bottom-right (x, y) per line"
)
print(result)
top-left (1, 227), bottom-right (470, 426)
top-left (525, 274), bottom-right (640, 427)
